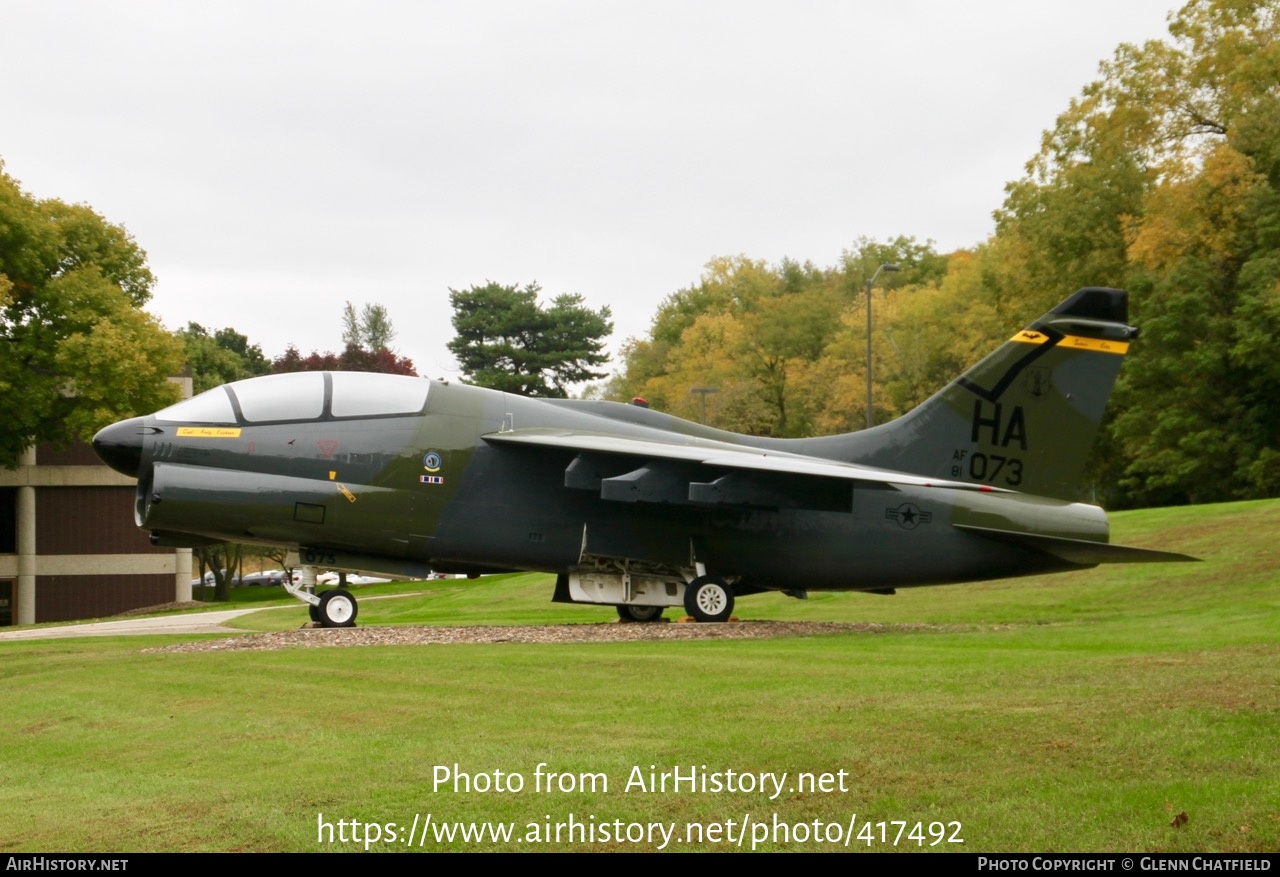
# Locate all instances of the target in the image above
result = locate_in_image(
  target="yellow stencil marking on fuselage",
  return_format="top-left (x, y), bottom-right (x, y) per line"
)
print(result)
top-left (1009, 331), bottom-right (1129, 355)
top-left (176, 427), bottom-right (242, 438)
top-left (336, 483), bottom-right (357, 503)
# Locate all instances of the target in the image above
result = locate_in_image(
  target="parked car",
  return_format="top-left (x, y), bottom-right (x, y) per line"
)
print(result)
top-left (315, 571), bottom-right (393, 585)
top-left (239, 570), bottom-right (287, 587)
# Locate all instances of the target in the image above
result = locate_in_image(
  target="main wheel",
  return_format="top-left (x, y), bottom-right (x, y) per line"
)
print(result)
top-left (318, 589), bottom-right (358, 628)
top-left (616, 604), bottom-right (665, 623)
top-left (308, 603), bottom-right (320, 623)
top-left (683, 576), bottom-right (734, 622)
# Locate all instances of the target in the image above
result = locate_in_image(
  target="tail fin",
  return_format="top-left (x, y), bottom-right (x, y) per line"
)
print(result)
top-left (849, 288), bottom-right (1136, 501)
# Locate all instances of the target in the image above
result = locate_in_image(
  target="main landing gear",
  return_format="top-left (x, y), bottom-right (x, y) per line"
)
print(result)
top-left (616, 604), bottom-right (665, 623)
top-left (560, 559), bottom-right (739, 623)
top-left (614, 583), bottom-right (733, 623)
top-left (683, 575), bottom-right (734, 623)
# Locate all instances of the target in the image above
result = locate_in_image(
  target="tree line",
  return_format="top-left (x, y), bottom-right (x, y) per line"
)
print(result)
top-left (607, 0), bottom-right (1280, 508)
top-left (3, 0), bottom-right (1275, 512)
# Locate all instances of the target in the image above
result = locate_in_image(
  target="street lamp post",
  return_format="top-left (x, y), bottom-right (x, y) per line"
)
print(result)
top-left (865, 262), bottom-right (900, 429)
top-left (689, 387), bottom-right (718, 423)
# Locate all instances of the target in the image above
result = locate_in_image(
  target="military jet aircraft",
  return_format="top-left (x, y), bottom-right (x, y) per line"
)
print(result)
top-left (93, 287), bottom-right (1194, 627)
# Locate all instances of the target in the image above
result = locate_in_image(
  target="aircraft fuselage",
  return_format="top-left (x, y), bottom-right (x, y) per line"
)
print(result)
top-left (92, 288), bottom-right (1195, 625)
top-left (99, 378), bottom-right (1104, 594)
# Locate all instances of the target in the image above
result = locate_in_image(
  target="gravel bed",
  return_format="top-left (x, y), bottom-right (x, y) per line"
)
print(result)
top-left (144, 620), bottom-right (945, 653)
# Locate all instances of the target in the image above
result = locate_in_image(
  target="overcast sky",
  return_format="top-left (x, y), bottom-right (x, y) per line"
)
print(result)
top-left (3, 0), bottom-right (1181, 383)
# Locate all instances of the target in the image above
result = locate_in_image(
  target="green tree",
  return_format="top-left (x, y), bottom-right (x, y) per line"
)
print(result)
top-left (613, 241), bottom-right (948, 436)
top-left (0, 162), bottom-right (182, 466)
top-left (991, 0), bottom-right (1280, 505)
top-left (342, 300), bottom-right (396, 351)
top-left (839, 235), bottom-right (949, 292)
top-left (177, 323), bottom-right (271, 393)
top-left (448, 282), bottom-right (613, 397)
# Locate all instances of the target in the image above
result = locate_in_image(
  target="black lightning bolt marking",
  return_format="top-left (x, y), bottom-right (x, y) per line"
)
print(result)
top-left (955, 322), bottom-right (1064, 402)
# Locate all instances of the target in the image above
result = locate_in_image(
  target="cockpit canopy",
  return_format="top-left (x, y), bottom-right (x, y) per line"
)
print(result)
top-left (154, 372), bottom-right (431, 424)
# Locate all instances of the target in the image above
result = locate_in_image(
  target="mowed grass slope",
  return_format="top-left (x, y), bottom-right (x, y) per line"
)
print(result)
top-left (1, 500), bottom-right (1276, 852)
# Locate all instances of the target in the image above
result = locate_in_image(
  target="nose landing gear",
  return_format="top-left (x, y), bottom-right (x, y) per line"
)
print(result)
top-left (317, 589), bottom-right (358, 627)
top-left (286, 566), bottom-right (359, 628)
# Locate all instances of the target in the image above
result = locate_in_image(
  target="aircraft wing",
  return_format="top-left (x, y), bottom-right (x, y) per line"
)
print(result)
top-left (482, 427), bottom-right (1008, 500)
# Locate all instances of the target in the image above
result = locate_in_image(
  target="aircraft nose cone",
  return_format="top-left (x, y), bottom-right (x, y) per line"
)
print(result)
top-left (92, 417), bottom-right (148, 477)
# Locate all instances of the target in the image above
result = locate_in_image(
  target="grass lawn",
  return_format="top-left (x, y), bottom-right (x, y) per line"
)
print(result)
top-left (1, 499), bottom-right (1276, 852)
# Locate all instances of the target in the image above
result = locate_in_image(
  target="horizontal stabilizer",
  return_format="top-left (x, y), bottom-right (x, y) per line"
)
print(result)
top-left (955, 524), bottom-right (1200, 565)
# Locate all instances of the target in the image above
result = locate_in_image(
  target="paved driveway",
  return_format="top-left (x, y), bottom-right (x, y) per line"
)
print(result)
top-left (0, 607), bottom-right (264, 641)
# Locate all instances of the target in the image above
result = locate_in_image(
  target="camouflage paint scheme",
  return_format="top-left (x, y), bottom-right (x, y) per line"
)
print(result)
top-left (93, 288), bottom-right (1195, 626)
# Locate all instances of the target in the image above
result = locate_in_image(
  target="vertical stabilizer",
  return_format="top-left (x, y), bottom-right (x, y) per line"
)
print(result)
top-left (846, 288), bottom-right (1136, 501)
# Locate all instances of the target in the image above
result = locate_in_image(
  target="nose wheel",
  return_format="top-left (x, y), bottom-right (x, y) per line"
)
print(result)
top-left (283, 565), bottom-right (359, 628)
top-left (317, 589), bottom-right (358, 628)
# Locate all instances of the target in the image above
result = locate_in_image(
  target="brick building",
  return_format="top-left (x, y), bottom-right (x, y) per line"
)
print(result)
top-left (0, 424), bottom-right (192, 627)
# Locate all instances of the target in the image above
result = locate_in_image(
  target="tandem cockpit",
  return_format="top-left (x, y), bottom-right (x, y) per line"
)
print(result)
top-left (152, 371), bottom-right (434, 426)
